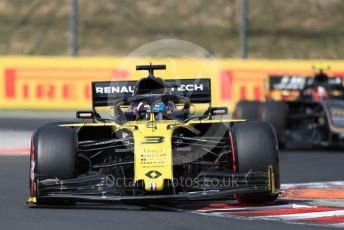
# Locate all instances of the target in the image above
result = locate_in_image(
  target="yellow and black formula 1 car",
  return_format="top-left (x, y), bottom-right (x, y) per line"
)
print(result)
top-left (28, 64), bottom-right (279, 206)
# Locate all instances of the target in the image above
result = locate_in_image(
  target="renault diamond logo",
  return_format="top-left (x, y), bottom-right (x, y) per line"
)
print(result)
top-left (145, 170), bottom-right (162, 179)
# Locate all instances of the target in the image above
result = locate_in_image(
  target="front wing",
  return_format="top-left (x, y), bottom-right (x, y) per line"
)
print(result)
top-left (28, 167), bottom-right (277, 204)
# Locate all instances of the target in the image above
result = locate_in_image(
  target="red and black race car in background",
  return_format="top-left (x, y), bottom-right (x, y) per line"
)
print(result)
top-left (234, 65), bottom-right (344, 148)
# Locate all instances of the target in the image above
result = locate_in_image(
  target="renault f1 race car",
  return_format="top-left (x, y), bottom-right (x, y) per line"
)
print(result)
top-left (28, 64), bottom-right (279, 206)
top-left (234, 66), bottom-right (344, 148)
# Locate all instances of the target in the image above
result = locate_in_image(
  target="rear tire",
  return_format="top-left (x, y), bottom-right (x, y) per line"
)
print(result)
top-left (30, 125), bottom-right (77, 205)
top-left (233, 100), bottom-right (261, 120)
top-left (231, 120), bottom-right (280, 204)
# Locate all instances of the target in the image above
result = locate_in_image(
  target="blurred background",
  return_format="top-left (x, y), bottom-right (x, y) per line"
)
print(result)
top-left (0, 0), bottom-right (344, 112)
top-left (1, 0), bottom-right (344, 58)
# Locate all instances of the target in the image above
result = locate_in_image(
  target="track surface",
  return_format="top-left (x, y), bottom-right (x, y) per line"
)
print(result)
top-left (0, 116), bottom-right (343, 230)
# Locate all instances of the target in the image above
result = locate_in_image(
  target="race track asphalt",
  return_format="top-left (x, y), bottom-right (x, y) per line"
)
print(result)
top-left (0, 116), bottom-right (343, 230)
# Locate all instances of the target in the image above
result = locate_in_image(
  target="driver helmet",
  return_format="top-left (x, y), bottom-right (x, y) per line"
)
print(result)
top-left (153, 101), bottom-right (166, 113)
top-left (152, 101), bottom-right (166, 120)
top-left (312, 85), bottom-right (328, 101)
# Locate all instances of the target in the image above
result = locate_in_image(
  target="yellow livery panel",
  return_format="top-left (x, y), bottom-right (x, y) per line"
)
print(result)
top-left (133, 123), bottom-right (174, 191)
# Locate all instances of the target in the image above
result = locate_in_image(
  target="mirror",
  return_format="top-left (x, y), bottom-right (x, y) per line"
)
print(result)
top-left (76, 111), bottom-right (95, 119)
top-left (209, 107), bottom-right (228, 116)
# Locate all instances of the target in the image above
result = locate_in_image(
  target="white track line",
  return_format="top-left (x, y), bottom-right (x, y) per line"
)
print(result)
top-left (197, 204), bottom-right (312, 213)
top-left (255, 210), bottom-right (344, 221)
top-left (330, 223), bottom-right (344, 228)
top-left (282, 181), bottom-right (344, 189)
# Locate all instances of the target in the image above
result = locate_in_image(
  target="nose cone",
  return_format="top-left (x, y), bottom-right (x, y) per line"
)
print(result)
top-left (133, 123), bottom-right (173, 192)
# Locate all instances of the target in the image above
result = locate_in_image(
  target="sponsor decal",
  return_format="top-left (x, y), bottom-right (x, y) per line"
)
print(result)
top-left (330, 109), bottom-right (344, 127)
top-left (95, 86), bottom-right (134, 94)
top-left (171, 83), bottom-right (204, 92)
top-left (93, 84), bottom-right (204, 95)
top-left (93, 80), bottom-right (209, 95)
top-left (2, 67), bottom-right (128, 109)
top-left (142, 136), bottom-right (164, 144)
top-left (270, 76), bottom-right (308, 90)
top-left (330, 107), bottom-right (344, 117)
top-left (269, 75), bottom-right (343, 91)
top-left (327, 101), bottom-right (344, 127)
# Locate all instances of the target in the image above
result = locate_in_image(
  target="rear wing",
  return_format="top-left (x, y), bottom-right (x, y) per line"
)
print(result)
top-left (92, 79), bottom-right (211, 107)
top-left (268, 75), bottom-right (343, 91)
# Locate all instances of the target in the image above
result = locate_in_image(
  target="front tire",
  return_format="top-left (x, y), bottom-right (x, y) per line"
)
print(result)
top-left (30, 125), bottom-right (77, 205)
top-left (231, 120), bottom-right (280, 204)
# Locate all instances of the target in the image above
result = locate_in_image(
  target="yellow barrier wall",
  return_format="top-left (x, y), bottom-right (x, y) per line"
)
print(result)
top-left (0, 57), bottom-right (344, 111)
